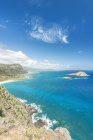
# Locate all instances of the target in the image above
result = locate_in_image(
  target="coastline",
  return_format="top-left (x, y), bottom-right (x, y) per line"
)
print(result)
top-left (0, 73), bottom-right (32, 85)
top-left (0, 71), bottom-right (72, 139)
top-left (0, 85), bottom-right (72, 140)
top-left (0, 78), bottom-right (59, 130)
top-left (18, 98), bottom-right (58, 130)
top-left (0, 75), bottom-right (71, 128)
top-left (0, 80), bottom-right (17, 85)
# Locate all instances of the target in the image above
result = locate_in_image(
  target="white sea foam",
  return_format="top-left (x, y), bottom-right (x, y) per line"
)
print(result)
top-left (40, 115), bottom-right (58, 129)
top-left (30, 103), bottom-right (43, 124)
top-left (0, 80), bottom-right (16, 85)
top-left (17, 98), bottom-right (28, 103)
top-left (74, 77), bottom-right (88, 80)
top-left (30, 103), bottom-right (58, 129)
top-left (16, 101), bottom-right (58, 130)
top-left (63, 77), bottom-right (72, 80)
top-left (30, 103), bottom-right (42, 113)
top-left (34, 114), bottom-right (58, 129)
top-left (61, 77), bottom-right (88, 80)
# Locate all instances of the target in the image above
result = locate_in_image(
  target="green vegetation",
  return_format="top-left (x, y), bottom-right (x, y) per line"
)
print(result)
top-left (0, 86), bottom-right (71, 140)
top-left (0, 109), bottom-right (4, 117)
top-left (0, 64), bottom-right (27, 81)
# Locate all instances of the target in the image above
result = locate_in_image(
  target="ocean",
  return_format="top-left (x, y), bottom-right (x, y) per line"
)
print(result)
top-left (3, 70), bottom-right (93, 140)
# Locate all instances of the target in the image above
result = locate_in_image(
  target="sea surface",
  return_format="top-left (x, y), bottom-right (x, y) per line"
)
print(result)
top-left (3, 70), bottom-right (93, 140)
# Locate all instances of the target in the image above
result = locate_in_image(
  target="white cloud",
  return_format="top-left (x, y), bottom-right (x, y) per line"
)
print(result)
top-left (0, 47), bottom-right (37, 67)
top-left (37, 60), bottom-right (61, 69)
top-left (27, 17), bottom-right (69, 44)
top-left (0, 44), bottom-right (66, 70)
top-left (62, 35), bottom-right (69, 44)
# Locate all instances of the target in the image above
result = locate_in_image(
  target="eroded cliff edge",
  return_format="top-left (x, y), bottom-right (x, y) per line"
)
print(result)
top-left (0, 86), bottom-right (72, 140)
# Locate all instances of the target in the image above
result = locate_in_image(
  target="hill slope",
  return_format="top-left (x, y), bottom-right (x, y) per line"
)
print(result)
top-left (0, 64), bottom-right (27, 81)
top-left (0, 86), bottom-right (72, 140)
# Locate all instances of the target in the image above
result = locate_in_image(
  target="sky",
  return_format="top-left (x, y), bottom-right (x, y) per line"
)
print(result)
top-left (0, 0), bottom-right (93, 70)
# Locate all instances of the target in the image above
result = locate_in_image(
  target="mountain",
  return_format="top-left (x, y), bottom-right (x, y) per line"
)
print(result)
top-left (0, 64), bottom-right (27, 81)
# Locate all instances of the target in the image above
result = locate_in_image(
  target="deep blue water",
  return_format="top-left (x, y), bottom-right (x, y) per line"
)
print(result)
top-left (3, 71), bottom-right (93, 140)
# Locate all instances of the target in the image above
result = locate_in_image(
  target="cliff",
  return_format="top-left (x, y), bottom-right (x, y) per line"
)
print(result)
top-left (0, 64), bottom-right (27, 81)
top-left (0, 86), bottom-right (72, 140)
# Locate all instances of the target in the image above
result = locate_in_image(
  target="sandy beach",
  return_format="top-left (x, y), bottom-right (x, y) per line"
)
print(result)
top-left (0, 80), bottom-right (17, 85)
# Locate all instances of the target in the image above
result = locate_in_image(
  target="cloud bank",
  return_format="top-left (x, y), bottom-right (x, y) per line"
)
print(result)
top-left (0, 45), bottom-right (64, 70)
top-left (26, 17), bottom-right (69, 44)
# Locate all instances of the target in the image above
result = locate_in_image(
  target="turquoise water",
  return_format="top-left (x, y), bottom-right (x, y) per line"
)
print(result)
top-left (3, 71), bottom-right (93, 140)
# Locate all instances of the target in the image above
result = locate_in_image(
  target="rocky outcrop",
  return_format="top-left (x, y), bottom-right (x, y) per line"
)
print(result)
top-left (0, 86), bottom-right (72, 140)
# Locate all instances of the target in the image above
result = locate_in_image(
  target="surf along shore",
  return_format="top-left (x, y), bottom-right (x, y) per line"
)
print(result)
top-left (0, 85), bottom-right (72, 140)
top-left (0, 64), bottom-right (72, 139)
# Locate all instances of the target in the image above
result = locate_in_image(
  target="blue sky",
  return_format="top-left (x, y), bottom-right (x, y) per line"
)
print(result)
top-left (0, 0), bottom-right (93, 70)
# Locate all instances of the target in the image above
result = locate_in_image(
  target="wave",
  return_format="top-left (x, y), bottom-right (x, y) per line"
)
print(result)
top-left (30, 103), bottom-right (42, 113)
top-left (17, 98), bottom-right (28, 103)
top-left (30, 103), bottom-right (58, 129)
top-left (61, 77), bottom-right (88, 80)
top-left (32, 114), bottom-right (58, 129)
top-left (17, 99), bottom-right (58, 129)
top-left (74, 77), bottom-right (88, 80)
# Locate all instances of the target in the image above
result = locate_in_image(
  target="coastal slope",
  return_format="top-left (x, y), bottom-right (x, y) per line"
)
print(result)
top-left (0, 64), bottom-right (27, 81)
top-left (0, 86), bottom-right (72, 140)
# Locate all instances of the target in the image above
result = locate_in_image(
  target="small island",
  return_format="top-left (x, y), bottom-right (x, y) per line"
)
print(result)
top-left (69, 71), bottom-right (89, 77)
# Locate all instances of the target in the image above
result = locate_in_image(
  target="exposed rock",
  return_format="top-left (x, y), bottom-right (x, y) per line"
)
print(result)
top-left (34, 119), bottom-right (48, 128)
top-left (27, 105), bottom-right (38, 116)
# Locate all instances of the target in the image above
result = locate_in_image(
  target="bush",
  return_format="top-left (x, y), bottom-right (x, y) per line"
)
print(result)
top-left (0, 109), bottom-right (5, 117)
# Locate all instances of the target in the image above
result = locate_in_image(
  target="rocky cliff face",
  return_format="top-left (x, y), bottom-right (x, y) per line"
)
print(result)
top-left (0, 64), bottom-right (27, 81)
top-left (0, 86), bottom-right (72, 140)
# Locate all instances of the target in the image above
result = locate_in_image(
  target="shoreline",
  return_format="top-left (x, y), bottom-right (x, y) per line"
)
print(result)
top-left (0, 80), bottom-right (18, 85)
top-left (0, 75), bottom-right (32, 85)
top-left (0, 72), bottom-right (37, 85)
top-left (0, 82), bottom-right (72, 140)
top-left (0, 78), bottom-right (69, 130)
top-left (18, 98), bottom-right (72, 139)
top-left (18, 98), bottom-right (57, 130)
